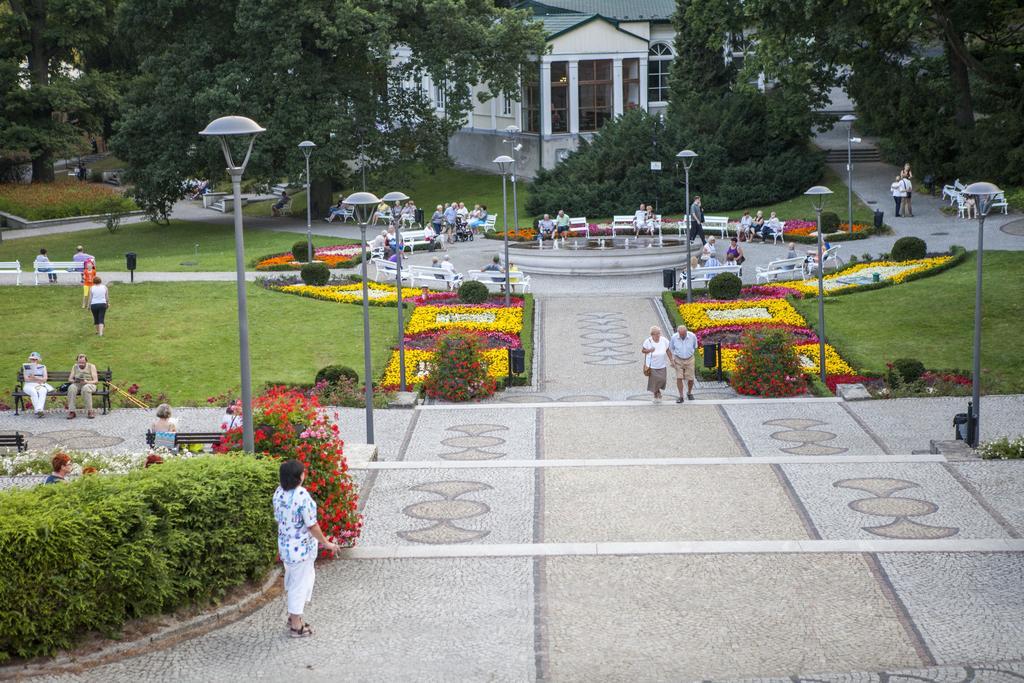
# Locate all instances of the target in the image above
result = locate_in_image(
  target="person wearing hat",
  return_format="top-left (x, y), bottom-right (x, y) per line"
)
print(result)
top-left (22, 352), bottom-right (52, 417)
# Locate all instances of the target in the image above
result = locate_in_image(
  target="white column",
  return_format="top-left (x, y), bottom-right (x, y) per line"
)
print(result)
top-left (514, 79), bottom-right (523, 129)
top-left (490, 96), bottom-right (497, 130)
top-left (540, 62), bottom-right (552, 136)
top-left (613, 57), bottom-right (623, 117)
top-left (639, 58), bottom-right (648, 110)
top-left (568, 61), bottom-right (579, 135)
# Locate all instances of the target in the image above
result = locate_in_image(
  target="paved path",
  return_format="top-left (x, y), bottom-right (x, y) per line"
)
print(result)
top-left (8, 292), bottom-right (1024, 682)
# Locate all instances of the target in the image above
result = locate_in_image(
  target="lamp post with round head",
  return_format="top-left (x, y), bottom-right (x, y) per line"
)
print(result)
top-left (804, 185), bottom-right (833, 383)
top-left (381, 190), bottom-right (410, 392)
top-left (493, 155), bottom-right (513, 307)
top-left (504, 126), bottom-right (522, 304)
top-left (298, 140), bottom-right (316, 262)
top-left (675, 150), bottom-right (698, 303)
top-left (343, 190), bottom-right (382, 444)
top-left (963, 181), bottom-right (1003, 447)
top-left (199, 115), bottom-right (265, 453)
top-left (840, 115), bottom-right (856, 235)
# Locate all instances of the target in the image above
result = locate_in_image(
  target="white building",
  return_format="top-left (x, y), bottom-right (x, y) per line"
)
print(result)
top-left (446, 0), bottom-right (678, 178)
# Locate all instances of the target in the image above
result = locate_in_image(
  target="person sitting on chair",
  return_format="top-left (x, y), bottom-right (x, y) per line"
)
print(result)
top-left (271, 191), bottom-right (290, 216)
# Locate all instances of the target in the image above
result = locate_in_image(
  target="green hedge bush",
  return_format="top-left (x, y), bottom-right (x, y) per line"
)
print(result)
top-left (708, 272), bottom-right (743, 300)
top-left (292, 240), bottom-right (313, 263)
top-left (891, 236), bottom-right (927, 262)
top-left (458, 280), bottom-right (489, 304)
top-left (300, 261), bottom-right (330, 286)
top-left (315, 364), bottom-right (359, 385)
top-left (0, 456), bottom-right (278, 661)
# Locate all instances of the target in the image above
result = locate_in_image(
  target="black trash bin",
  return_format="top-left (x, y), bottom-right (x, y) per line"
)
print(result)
top-left (702, 342), bottom-right (720, 368)
top-left (663, 268), bottom-right (676, 290)
top-left (873, 209), bottom-right (884, 229)
top-left (953, 412), bottom-right (969, 441)
top-left (509, 348), bottom-right (526, 375)
top-left (125, 252), bottom-right (137, 283)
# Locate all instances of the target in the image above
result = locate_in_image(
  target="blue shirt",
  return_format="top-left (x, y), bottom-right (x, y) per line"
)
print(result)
top-left (669, 331), bottom-right (698, 359)
top-left (443, 207), bottom-right (457, 223)
top-left (272, 486), bottom-right (318, 564)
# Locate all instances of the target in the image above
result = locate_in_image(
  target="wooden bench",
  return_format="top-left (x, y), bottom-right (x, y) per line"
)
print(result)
top-left (567, 217), bottom-right (589, 237)
top-left (0, 260), bottom-right (22, 285)
top-left (14, 368), bottom-right (113, 415)
top-left (146, 431), bottom-right (224, 450)
top-left (678, 264), bottom-right (743, 288)
top-left (756, 256), bottom-right (806, 283)
top-left (0, 433), bottom-right (28, 452)
top-left (468, 269), bottom-right (531, 292)
top-left (34, 261), bottom-right (84, 285)
top-left (409, 265), bottom-right (463, 290)
top-left (372, 258), bottom-right (413, 284)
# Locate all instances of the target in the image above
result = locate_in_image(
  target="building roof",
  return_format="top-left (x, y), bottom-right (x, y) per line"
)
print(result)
top-left (519, 0), bottom-right (674, 22)
top-left (538, 13), bottom-right (600, 38)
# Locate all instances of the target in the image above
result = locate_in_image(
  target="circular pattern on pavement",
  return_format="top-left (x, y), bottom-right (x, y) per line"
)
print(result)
top-left (1000, 218), bottom-right (1024, 236)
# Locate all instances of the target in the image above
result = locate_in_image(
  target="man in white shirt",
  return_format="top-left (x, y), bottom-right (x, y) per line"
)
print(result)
top-left (668, 324), bottom-right (698, 402)
top-left (440, 255), bottom-right (460, 290)
top-left (633, 203), bottom-right (647, 235)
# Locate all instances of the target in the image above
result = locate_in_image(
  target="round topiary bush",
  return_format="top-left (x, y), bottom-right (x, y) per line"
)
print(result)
top-left (292, 239), bottom-right (313, 263)
top-left (315, 365), bottom-right (359, 386)
top-left (888, 357), bottom-right (926, 384)
top-left (424, 331), bottom-right (497, 401)
top-left (708, 272), bottom-right (743, 300)
top-left (300, 261), bottom-right (330, 286)
top-left (458, 280), bottom-right (490, 304)
top-left (891, 236), bottom-right (927, 262)
top-left (820, 211), bottom-right (841, 233)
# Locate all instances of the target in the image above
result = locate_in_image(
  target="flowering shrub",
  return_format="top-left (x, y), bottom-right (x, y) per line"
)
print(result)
top-left (740, 285), bottom-right (803, 299)
top-left (730, 329), bottom-right (807, 397)
top-left (825, 374), bottom-right (874, 394)
top-left (422, 332), bottom-right (497, 401)
top-left (978, 436), bottom-right (1024, 460)
top-left (216, 387), bottom-right (361, 552)
top-left (0, 182), bottom-right (136, 221)
top-left (254, 244), bottom-right (362, 271)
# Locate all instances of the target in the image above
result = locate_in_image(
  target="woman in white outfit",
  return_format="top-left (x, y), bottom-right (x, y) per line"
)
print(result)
top-left (641, 326), bottom-right (670, 400)
top-left (22, 352), bottom-right (52, 417)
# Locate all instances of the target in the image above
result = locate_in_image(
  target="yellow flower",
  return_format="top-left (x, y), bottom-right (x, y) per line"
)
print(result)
top-left (405, 305), bottom-right (523, 335)
top-left (275, 282), bottom-right (419, 305)
top-left (381, 348), bottom-right (510, 386)
top-left (700, 343), bottom-right (854, 375)
top-left (679, 298), bottom-right (807, 331)
top-left (784, 256), bottom-right (954, 295)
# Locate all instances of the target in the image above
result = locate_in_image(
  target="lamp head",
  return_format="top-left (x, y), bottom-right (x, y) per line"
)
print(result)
top-left (676, 149), bottom-right (697, 170)
top-left (381, 191), bottom-right (409, 203)
top-left (505, 125), bottom-right (521, 136)
top-left (298, 140), bottom-right (316, 159)
top-left (804, 185), bottom-right (833, 211)
top-left (964, 181), bottom-right (1003, 216)
top-left (199, 116), bottom-right (265, 171)
top-left (343, 191), bottom-right (382, 224)
top-left (493, 155), bottom-right (513, 174)
top-left (840, 114), bottom-right (857, 124)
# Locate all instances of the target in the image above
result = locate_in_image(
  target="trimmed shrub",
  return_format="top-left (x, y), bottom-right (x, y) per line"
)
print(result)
top-left (458, 280), bottom-right (489, 304)
top-left (978, 436), bottom-right (1024, 460)
top-left (820, 211), bottom-right (841, 233)
top-left (891, 236), bottom-right (927, 262)
top-left (315, 365), bottom-right (359, 386)
top-left (292, 239), bottom-right (313, 263)
top-left (888, 357), bottom-right (926, 384)
top-left (730, 329), bottom-right (806, 397)
top-left (708, 272), bottom-right (743, 300)
top-left (300, 261), bottom-right (330, 286)
top-left (0, 456), bottom-right (278, 661)
top-left (424, 332), bottom-right (497, 401)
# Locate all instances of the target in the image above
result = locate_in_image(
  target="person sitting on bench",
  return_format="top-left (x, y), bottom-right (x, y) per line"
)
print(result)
top-left (271, 191), bottom-right (290, 216)
top-left (66, 353), bottom-right (98, 419)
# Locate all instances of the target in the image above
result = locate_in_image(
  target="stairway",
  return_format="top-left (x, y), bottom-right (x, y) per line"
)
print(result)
top-left (826, 147), bottom-right (881, 163)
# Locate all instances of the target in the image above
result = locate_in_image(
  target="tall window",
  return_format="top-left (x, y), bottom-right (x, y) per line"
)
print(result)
top-left (502, 95), bottom-right (513, 117)
top-left (522, 78), bottom-right (540, 133)
top-left (622, 58), bottom-right (640, 110)
top-left (648, 43), bottom-right (672, 103)
top-left (434, 84), bottom-right (446, 110)
top-left (578, 59), bottom-right (612, 132)
top-left (550, 61), bottom-right (568, 133)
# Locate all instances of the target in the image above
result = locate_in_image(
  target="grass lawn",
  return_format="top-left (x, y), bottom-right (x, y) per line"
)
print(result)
top-left (0, 221), bottom-right (351, 272)
top-left (0, 282), bottom-right (397, 404)
top-left (792, 251), bottom-right (1024, 393)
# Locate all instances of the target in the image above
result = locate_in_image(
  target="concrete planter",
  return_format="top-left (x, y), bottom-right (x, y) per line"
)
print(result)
top-left (508, 240), bottom-right (689, 276)
top-left (0, 210), bottom-right (146, 230)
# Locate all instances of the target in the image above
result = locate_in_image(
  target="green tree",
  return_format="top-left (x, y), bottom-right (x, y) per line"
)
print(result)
top-left (113, 0), bottom-right (546, 221)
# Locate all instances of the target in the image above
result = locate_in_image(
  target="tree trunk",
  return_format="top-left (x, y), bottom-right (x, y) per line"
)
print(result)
top-left (310, 178), bottom-right (334, 221)
top-left (32, 154), bottom-right (55, 183)
top-left (27, 0), bottom-right (56, 182)
top-left (945, 39), bottom-right (974, 129)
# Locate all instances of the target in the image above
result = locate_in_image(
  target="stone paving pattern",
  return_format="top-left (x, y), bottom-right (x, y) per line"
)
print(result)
top-left (400, 407), bottom-right (536, 461)
top-left (724, 402), bottom-right (888, 456)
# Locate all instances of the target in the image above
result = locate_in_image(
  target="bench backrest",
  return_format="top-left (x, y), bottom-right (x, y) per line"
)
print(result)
top-left (18, 369), bottom-right (112, 385)
top-left (468, 269), bottom-right (527, 283)
top-left (0, 433), bottom-right (25, 444)
top-left (373, 258), bottom-right (398, 271)
top-left (612, 215), bottom-right (634, 226)
top-left (0, 261), bottom-right (21, 270)
top-left (35, 261), bottom-right (82, 270)
top-left (410, 266), bottom-right (459, 281)
top-left (567, 217), bottom-right (588, 231)
top-left (704, 216), bottom-right (728, 227)
top-left (399, 230), bottom-right (428, 240)
top-left (763, 256), bottom-right (806, 271)
top-left (483, 215), bottom-right (497, 227)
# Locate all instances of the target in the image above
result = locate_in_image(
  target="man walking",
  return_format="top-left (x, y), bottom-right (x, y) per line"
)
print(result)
top-left (669, 324), bottom-right (698, 402)
top-left (689, 196), bottom-right (706, 246)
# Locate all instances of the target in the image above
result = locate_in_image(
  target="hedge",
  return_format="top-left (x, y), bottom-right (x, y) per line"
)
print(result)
top-left (0, 456), bottom-right (278, 662)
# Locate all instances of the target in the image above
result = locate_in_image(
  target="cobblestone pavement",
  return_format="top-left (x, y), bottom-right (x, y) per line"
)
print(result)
top-left (7, 293), bottom-right (1024, 682)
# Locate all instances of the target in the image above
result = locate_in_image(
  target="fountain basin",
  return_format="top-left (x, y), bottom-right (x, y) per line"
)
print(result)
top-left (508, 238), bottom-right (690, 276)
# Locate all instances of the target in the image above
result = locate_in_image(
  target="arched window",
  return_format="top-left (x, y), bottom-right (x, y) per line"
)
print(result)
top-left (648, 43), bottom-right (673, 103)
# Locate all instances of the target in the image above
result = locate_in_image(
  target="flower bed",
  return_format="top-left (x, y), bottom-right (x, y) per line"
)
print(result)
top-left (273, 281), bottom-right (421, 306)
top-left (678, 298), bottom-right (808, 331)
top-left (712, 343), bottom-right (853, 375)
top-left (781, 220), bottom-right (877, 244)
top-left (0, 182), bottom-right (136, 221)
top-left (405, 302), bottom-right (524, 335)
top-left (254, 243), bottom-right (363, 270)
top-left (775, 256), bottom-right (955, 296)
top-left (381, 347), bottom-right (510, 387)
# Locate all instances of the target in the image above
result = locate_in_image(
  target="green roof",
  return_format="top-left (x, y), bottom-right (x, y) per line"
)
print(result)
top-left (539, 13), bottom-right (600, 38)
top-left (521, 0), bottom-right (674, 22)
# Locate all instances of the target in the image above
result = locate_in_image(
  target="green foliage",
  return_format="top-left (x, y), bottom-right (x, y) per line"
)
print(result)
top-left (888, 358), bottom-right (926, 384)
top-left (423, 332), bottom-right (496, 401)
top-left (0, 456), bottom-right (278, 661)
top-left (708, 272), bottom-right (743, 300)
top-left (292, 240), bottom-right (313, 263)
top-left (891, 236), bottom-right (927, 262)
top-left (458, 280), bottom-right (490, 304)
top-left (300, 261), bottom-right (330, 286)
top-left (730, 329), bottom-right (806, 397)
top-left (978, 436), bottom-right (1024, 460)
top-left (820, 212), bottom-right (840, 232)
top-left (315, 365), bottom-right (359, 386)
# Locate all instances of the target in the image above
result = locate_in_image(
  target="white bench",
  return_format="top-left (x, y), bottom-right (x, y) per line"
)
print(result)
top-left (398, 229), bottom-right (443, 254)
top-left (991, 192), bottom-right (1009, 215)
top-left (473, 215), bottom-right (497, 233)
top-left (703, 216), bottom-right (729, 238)
top-left (611, 215), bottom-right (636, 236)
top-left (409, 265), bottom-right (463, 290)
top-left (568, 217), bottom-right (589, 237)
top-left (202, 192), bottom-right (229, 209)
top-left (371, 258), bottom-right (412, 284)
top-left (803, 245), bottom-right (843, 276)
top-left (756, 256), bottom-right (806, 284)
top-left (0, 260), bottom-right (22, 285)
top-left (678, 264), bottom-right (742, 288)
top-left (468, 269), bottom-right (531, 293)
top-left (34, 261), bottom-right (83, 285)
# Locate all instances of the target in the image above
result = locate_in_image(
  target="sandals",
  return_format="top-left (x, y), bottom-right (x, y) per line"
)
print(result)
top-left (289, 623), bottom-right (313, 638)
top-left (67, 411), bottom-right (76, 420)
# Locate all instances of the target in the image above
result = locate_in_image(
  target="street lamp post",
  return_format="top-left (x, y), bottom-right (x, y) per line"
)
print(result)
top-left (963, 181), bottom-right (1002, 447)
top-left (381, 190), bottom-right (410, 392)
top-left (504, 126), bottom-right (521, 309)
top-left (299, 141), bottom-right (316, 262)
top-left (342, 190), bottom-right (383, 444)
top-left (840, 115), bottom-right (858, 234)
top-left (199, 116), bottom-right (265, 453)
top-left (675, 150), bottom-right (698, 303)
top-left (804, 185), bottom-right (834, 384)
top-left (493, 155), bottom-right (513, 307)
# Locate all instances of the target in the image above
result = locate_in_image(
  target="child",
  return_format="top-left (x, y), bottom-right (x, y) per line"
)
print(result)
top-left (81, 259), bottom-right (96, 309)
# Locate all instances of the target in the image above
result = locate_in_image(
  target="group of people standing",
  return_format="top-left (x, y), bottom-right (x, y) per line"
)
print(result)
top-left (891, 163), bottom-right (915, 218)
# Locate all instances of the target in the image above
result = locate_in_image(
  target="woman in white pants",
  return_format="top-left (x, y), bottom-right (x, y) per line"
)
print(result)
top-left (22, 352), bottom-right (51, 417)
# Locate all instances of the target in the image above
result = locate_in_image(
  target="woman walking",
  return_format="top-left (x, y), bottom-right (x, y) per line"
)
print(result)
top-left (642, 325), bottom-right (670, 400)
top-left (272, 459), bottom-right (339, 638)
top-left (88, 276), bottom-right (109, 336)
